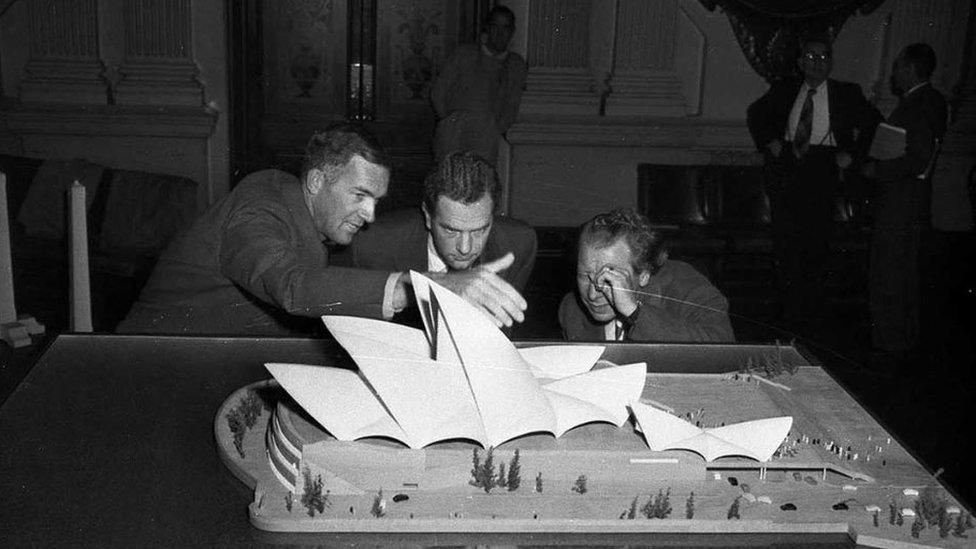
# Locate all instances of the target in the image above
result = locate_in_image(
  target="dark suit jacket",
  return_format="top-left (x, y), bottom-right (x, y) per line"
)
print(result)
top-left (875, 83), bottom-right (947, 183)
top-left (747, 78), bottom-right (881, 162)
top-left (116, 169), bottom-right (392, 336)
top-left (558, 260), bottom-right (734, 343)
top-left (334, 207), bottom-right (538, 293)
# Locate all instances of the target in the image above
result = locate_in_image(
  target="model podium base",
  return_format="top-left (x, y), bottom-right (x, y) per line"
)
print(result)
top-left (215, 369), bottom-right (972, 546)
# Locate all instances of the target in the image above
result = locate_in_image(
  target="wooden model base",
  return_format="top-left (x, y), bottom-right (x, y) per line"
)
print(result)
top-left (216, 369), bottom-right (971, 547)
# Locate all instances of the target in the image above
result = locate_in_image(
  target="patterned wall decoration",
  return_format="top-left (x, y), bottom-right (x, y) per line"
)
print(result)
top-left (268, 0), bottom-right (337, 105)
top-left (387, 0), bottom-right (444, 103)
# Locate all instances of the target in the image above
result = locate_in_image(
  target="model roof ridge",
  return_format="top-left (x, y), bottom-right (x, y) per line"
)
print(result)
top-left (266, 271), bottom-right (646, 449)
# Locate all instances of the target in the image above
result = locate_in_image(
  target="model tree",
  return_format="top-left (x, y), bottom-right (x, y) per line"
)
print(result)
top-left (300, 468), bottom-right (328, 517)
top-left (642, 489), bottom-right (673, 519)
top-left (469, 448), bottom-right (481, 487)
top-left (497, 462), bottom-right (507, 488)
top-left (469, 447), bottom-right (497, 493)
top-left (628, 495), bottom-right (639, 519)
top-left (535, 472), bottom-right (543, 493)
top-left (727, 496), bottom-right (741, 520)
top-left (506, 449), bottom-right (521, 491)
top-left (571, 474), bottom-right (588, 494)
top-left (685, 492), bottom-right (695, 519)
top-left (889, 501), bottom-right (897, 525)
top-left (371, 488), bottom-right (386, 517)
top-left (911, 514), bottom-right (924, 538)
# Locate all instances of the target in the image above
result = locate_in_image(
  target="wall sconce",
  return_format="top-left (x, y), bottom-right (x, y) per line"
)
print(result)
top-left (347, 0), bottom-right (376, 121)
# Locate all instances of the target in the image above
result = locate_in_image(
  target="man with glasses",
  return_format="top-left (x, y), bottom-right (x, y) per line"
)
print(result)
top-left (430, 6), bottom-right (527, 164)
top-left (747, 34), bottom-right (881, 337)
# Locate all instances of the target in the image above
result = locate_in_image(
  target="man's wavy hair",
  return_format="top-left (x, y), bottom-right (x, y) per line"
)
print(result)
top-left (578, 208), bottom-right (668, 275)
top-left (422, 150), bottom-right (499, 214)
top-left (301, 123), bottom-right (390, 182)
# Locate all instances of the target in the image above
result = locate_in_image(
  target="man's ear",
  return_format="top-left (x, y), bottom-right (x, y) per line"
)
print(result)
top-left (421, 202), bottom-right (432, 231)
top-left (305, 168), bottom-right (325, 196)
top-left (638, 269), bottom-right (651, 287)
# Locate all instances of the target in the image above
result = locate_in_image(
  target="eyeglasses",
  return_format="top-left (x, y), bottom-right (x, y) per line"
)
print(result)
top-left (803, 52), bottom-right (831, 62)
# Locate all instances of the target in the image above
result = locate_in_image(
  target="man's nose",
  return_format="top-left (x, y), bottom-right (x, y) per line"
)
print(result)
top-left (586, 281), bottom-right (602, 301)
top-left (360, 199), bottom-right (376, 223)
top-left (457, 232), bottom-right (472, 254)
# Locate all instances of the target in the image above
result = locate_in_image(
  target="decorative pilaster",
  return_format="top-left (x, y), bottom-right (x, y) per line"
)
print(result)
top-left (520, 0), bottom-right (601, 115)
top-left (114, 0), bottom-right (204, 106)
top-left (604, 0), bottom-right (685, 117)
top-left (18, 0), bottom-right (107, 104)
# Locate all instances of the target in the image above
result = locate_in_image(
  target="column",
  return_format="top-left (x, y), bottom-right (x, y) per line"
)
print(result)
top-left (604, 0), bottom-right (685, 116)
top-left (519, 0), bottom-right (601, 115)
top-left (114, 0), bottom-right (203, 106)
top-left (18, 0), bottom-right (107, 104)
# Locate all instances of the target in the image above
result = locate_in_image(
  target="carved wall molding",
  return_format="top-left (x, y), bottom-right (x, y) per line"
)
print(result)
top-left (19, 0), bottom-right (106, 104)
top-left (520, 0), bottom-right (600, 115)
top-left (115, 0), bottom-right (203, 106)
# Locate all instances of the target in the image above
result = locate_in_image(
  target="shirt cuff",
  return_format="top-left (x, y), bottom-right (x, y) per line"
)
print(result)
top-left (381, 272), bottom-right (403, 320)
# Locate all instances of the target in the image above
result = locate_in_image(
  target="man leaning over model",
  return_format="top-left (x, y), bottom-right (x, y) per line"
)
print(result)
top-left (335, 150), bottom-right (537, 327)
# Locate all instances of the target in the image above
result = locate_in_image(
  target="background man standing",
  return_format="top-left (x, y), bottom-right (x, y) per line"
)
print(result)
top-left (559, 209), bottom-right (733, 342)
top-left (337, 150), bottom-right (536, 328)
top-left (430, 5), bottom-right (527, 164)
top-left (861, 43), bottom-right (948, 360)
top-left (747, 34), bottom-right (881, 337)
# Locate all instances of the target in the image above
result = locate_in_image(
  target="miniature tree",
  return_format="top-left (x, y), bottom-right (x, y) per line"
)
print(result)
top-left (479, 447), bottom-right (496, 493)
top-left (535, 472), bottom-right (543, 493)
top-left (285, 492), bottom-right (293, 513)
top-left (659, 488), bottom-right (673, 518)
top-left (727, 496), bottom-right (741, 520)
top-left (628, 495), bottom-right (639, 519)
top-left (497, 462), bottom-right (507, 488)
top-left (873, 511), bottom-right (879, 527)
top-left (939, 512), bottom-right (953, 538)
top-left (896, 510), bottom-right (904, 526)
top-left (953, 513), bottom-right (969, 537)
top-left (918, 484), bottom-right (947, 526)
top-left (506, 449), bottom-right (521, 491)
top-left (911, 514), bottom-right (923, 538)
top-left (300, 468), bottom-right (327, 517)
top-left (571, 474), bottom-right (588, 494)
top-left (967, 512), bottom-right (974, 529)
top-left (640, 493), bottom-right (656, 519)
top-left (889, 501), bottom-right (897, 525)
top-left (371, 488), bottom-right (386, 517)
top-left (469, 448), bottom-right (482, 487)
top-left (685, 492), bottom-right (695, 519)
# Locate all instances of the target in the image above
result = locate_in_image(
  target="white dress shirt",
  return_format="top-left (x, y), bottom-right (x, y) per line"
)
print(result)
top-left (787, 80), bottom-right (835, 147)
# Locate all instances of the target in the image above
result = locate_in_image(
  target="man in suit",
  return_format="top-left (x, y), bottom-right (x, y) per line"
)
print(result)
top-left (861, 43), bottom-right (948, 358)
top-left (747, 34), bottom-right (881, 335)
top-left (118, 127), bottom-right (528, 335)
top-left (558, 209), bottom-right (733, 342)
top-left (430, 6), bottom-right (527, 164)
top-left (336, 150), bottom-right (537, 327)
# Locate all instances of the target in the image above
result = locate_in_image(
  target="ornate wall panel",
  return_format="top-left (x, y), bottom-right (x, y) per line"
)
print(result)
top-left (114, 0), bottom-right (203, 106)
top-left (263, 0), bottom-right (344, 116)
top-left (519, 0), bottom-right (600, 115)
top-left (19, 0), bottom-right (106, 104)
top-left (604, 0), bottom-right (686, 116)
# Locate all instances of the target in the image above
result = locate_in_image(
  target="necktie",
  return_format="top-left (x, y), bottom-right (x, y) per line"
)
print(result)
top-left (614, 320), bottom-right (625, 341)
top-left (794, 88), bottom-right (817, 157)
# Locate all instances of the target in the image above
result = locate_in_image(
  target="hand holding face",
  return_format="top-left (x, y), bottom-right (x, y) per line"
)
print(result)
top-left (594, 266), bottom-right (639, 318)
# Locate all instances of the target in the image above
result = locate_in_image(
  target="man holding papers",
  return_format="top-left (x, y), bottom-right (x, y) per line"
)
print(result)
top-left (860, 43), bottom-right (948, 359)
top-left (747, 34), bottom-right (881, 336)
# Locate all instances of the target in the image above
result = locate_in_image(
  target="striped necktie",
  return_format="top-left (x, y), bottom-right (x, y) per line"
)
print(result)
top-left (793, 88), bottom-right (817, 157)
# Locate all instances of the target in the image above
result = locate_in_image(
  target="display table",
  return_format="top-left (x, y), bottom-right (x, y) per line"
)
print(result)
top-left (0, 334), bottom-right (969, 547)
